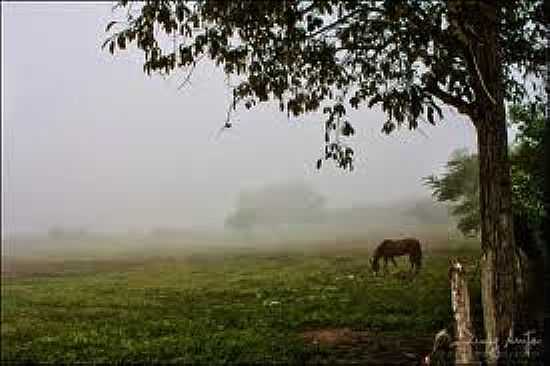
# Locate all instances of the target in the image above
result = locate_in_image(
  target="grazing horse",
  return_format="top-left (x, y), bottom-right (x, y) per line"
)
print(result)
top-left (370, 238), bottom-right (422, 274)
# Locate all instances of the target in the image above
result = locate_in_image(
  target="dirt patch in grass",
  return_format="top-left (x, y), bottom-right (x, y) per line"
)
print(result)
top-left (302, 327), bottom-right (368, 346)
top-left (301, 327), bottom-right (433, 365)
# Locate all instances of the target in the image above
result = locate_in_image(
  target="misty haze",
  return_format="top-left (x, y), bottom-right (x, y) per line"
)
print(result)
top-left (2, 3), bottom-right (476, 241)
top-left (2, 2), bottom-right (544, 365)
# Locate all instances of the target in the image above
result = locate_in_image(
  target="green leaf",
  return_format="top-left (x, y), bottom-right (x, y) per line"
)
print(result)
top-left (342, 121), bottom-right (355, 136)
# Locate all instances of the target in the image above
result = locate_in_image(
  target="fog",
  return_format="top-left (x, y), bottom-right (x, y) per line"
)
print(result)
top-left (2, 2), bottom-right (478, 254)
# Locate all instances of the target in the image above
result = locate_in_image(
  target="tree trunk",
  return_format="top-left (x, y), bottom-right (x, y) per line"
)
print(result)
top-left (469, 3), bottom-right (518, 364)
top-left (476, 110), bottom-right (517, 366)
top-left (543, 43), bottom-right (550, 366)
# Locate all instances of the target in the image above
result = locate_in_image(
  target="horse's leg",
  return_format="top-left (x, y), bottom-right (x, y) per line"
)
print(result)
top-left (415, 255), bottom-right (421, 274)
top-left (384, 257), bottom-right (389, 273)
top-left (391, 256), bottom-right (398, 267)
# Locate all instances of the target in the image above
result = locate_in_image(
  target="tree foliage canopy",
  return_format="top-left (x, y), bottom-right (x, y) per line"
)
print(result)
top-left (424, 102), bottom-right (546, 236)
top-left (423, 149), bottom-right (480, 236)
top-left (509, 102), bottom-right (546, 226)
top-left (104, 0), bottom-right (546, 169)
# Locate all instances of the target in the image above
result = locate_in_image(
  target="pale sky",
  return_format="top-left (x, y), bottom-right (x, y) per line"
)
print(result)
top-left (1, 2), bottom-right (478, 234)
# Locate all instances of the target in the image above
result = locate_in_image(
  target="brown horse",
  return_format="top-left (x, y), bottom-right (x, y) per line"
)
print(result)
top-left (370, 238), bottom-right (422, 274)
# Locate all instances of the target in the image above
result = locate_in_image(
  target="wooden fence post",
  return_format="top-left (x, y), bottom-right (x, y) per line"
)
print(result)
top-left (449, 259), bottom-right (476, 364)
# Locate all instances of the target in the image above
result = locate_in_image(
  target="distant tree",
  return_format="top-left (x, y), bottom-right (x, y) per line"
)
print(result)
top-left (396, 197), bottom-right (451, 228)
top-left (508, 102), bottom-right (545, 228)
top-left (224, 182), bottom-right (326, 231)
top-left (48, 226), bottom-right (66, 239)
top-left (104, 1), bottom-right (546, 361)
top-left (224, 208), bottom-right (256, 232)
top-left (424, 102), bottom-right (545, 236)
top-left (47, 226), bottom-right (90, 239)
top-left (424, 149), bottom-right (480, 237)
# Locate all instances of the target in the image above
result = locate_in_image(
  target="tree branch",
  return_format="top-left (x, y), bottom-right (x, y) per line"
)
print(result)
top-left (177, 54), bottom-right (205, 90)
top-left (305, 8), bottom-right (365, 39)
top-left (467, 43), bottom-right (497, 106)
top-left (424, 79), bottom-right (474, 118)
top-left (296, 2), bottom-right (316, 17)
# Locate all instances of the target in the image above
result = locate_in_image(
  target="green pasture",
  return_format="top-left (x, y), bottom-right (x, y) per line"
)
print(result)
top-left (1, 239), bottom-right (481, 364)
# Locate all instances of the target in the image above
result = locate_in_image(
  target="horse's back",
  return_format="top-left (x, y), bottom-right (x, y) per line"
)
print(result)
top-left (404, 238), bottom-right (422, 255)
top-left (377, 238), bottom-right (421, 256)
top-left (403, 237), bottom-right (422, 250)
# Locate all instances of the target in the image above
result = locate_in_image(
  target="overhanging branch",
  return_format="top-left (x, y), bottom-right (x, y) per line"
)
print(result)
top-left (424, 81), bottom-right (474, 118)
top-left (305, 7), bottom-right (371, 39)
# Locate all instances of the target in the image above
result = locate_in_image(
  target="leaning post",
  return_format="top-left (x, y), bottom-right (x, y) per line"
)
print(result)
top-left (449, 259), bottom-right (476, 364)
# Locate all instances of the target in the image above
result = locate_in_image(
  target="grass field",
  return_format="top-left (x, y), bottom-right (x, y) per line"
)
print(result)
top-left (1, 238), bottom-right (482, 364)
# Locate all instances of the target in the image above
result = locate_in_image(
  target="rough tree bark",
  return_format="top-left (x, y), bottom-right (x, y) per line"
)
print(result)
top-left (543, 33), bottom-right (550, 365)
top-left (476, 116), bottom-right (517, 365)
top-left (467, 2), bottom-right (518, 364)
